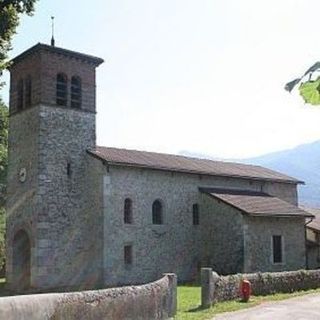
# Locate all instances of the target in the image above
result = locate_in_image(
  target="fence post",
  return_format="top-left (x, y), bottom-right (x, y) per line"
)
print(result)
top-left (163, 273), bottom-right (177, 318)
top-left (201, 268), bottom-right (216, 308)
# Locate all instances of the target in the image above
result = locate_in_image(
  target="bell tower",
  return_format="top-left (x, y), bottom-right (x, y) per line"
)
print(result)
top-left (6, 43), bottom-right (103, 291)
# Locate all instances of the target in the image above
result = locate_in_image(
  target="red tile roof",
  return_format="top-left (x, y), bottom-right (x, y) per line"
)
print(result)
top-left (201, 188), bottom-right (313, 217)
top-left (88, 147), bottom-right (303, 184)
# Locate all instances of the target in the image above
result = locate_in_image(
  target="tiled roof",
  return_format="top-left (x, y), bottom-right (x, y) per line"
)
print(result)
top-left (303, 207), bottom-right (320, 231)
top-left (88, 147), bottom-right (303, 184)
top-left (200, 188), bottom-right (313, 217)
top-left (11, 43), bottom-right (104, 66)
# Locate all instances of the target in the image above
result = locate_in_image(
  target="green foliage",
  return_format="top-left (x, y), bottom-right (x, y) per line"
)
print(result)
top-left (299, 78), bottom-right (320, 105)
top-left (285, 62), bottom-right (320, 105)
top-left (0, 0), bottom-right (37, 77)
top-left (0, 207), bottom-right (5, 272)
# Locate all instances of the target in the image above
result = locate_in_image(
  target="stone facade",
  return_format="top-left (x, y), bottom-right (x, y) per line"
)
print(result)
top-left (100, 164), bottom-right (305, 286)
top-left (6, 43), bottom-right (308, 292)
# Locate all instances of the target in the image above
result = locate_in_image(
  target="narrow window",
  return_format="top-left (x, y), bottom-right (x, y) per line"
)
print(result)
top-left (272, 235), bottom-right (283, 263)
top-left (124, 245), bottom-right (132, 265)
top-left (152, 200), bottom-right (163, 225)
top-left (25, 75), bottom-right (32, 108)
top-left (67, 162), bottom-right (72, 177)
top-left (193, 203), bottom-right (199, 225)
top-left (71, 76), bottom-right (81, 108)
top-left (17, 79), bottom-right (24, 110)
top-left (124, 198), bottom-right (133, 224)
top-left (56, 73), bottom-right (67, 106)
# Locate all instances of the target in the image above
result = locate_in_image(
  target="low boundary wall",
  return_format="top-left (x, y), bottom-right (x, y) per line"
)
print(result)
top-left (201, 268), bottom-right (320, 308)
top-left (0, 273), bottom-right (177, 320)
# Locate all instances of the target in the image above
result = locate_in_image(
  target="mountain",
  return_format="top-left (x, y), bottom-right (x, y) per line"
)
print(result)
top-left (242, 141), bottom-right (320, 207)
top-left (180, 141), bottom-right (320, 207)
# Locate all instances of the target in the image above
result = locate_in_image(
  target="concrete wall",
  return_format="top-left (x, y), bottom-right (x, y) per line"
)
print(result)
top-left (0, 274), bottom-right (177, 320)
top-left (201, 268), bottom-right (320, 307)
top-left (101, 164), bottom-right (299, 286)
top-left (243, 216), bottom-right (306, 273)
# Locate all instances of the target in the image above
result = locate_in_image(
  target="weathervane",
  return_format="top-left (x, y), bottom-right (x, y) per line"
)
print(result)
top-left (51, 16), bottom-right (55, 46)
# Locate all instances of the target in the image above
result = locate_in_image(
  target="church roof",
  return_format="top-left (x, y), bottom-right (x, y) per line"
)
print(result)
top-left (200, 188), bottom-right (313, 217)
top-left (11, 43), bottom-right (104, 66)
top-left (88, 146), bottom-right (303, 184)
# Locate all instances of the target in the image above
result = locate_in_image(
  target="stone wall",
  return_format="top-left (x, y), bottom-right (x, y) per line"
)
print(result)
top-left (201, 268), bottom-right (320, 307)
top-left (0, 274), bottom-right (177, 320)
top-left (101, 164), bottom-right (299, 286)
top-left (243, 216), bottom-right (306, 273)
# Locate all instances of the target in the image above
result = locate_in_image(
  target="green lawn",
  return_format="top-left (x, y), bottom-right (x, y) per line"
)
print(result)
top-left (175, 285), bottom-right (320, 320)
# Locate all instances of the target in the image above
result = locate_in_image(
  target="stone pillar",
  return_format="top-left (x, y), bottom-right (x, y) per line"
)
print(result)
top-left (163, 273), bottom-right (177, 318)
top-left (201, 268), bottom-right (219, 308)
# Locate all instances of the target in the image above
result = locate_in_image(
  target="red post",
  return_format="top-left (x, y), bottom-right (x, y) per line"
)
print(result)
top-left (240, 279), bottom-right (251, 302)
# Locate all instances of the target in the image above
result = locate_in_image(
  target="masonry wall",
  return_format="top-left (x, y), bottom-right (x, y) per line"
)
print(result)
top-left (101, 164), bottom-right (299, 286)
top-left (200, 193), bottom-right (244, 275)
top-left (34, 105), bottom-right (100, 289)
top-left (6, 107), bottom-right (40, 288)
top-left (0, 274), bottom-right (177, 320)
top-left (243, 216), bottom-right (306, 273)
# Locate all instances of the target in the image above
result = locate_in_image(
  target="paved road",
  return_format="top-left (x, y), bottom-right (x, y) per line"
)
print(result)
top-left (213, 294), bottom-right (320, 320)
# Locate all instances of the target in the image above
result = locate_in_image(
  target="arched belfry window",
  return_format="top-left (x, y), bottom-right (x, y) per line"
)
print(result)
top-left (152, 200), bottom-right (163, 225)
top-left (17, 79), bottom-right (24, 110)
top-left (124, 198), bottom-right (133, 224)
top-left (71, 76), bottom-right (81, 108)
top-left (25, 75), bottom-right (32, 108)
top-left (56, 73), bottom-right (68, 106)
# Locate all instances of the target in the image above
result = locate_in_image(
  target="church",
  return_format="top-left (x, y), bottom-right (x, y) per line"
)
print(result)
top-left (5, 43), bottom-right (313, 291)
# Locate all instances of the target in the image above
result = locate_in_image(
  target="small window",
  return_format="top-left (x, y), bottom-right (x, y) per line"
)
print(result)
top-left (56, 73), bottom-right (67, 106)
top-left (192, 203), bottom-right (199, 225)
top-left (124, 198), bottom-right (133, 224)
top-left (272, 235), bottom-right (283, 264)
top-left (152, 200), bottom-right (163, 225)
top-left (17, 79), bottom-right (24, 110)
top-left (71, 76), bottom-right (81, 108)
top-left (67, 162), bottom-right (72, 177)
top-left (25, 75), bottom-right (32, 108)
top-left (124, 245), bottom-right (132, 265)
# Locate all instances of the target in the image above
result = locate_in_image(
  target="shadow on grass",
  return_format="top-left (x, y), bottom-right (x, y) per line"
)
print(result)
top-left (187, 305), bottom-right (205, 313)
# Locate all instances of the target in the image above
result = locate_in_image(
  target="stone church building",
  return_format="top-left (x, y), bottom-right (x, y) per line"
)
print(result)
top-left (5, 43), bottom-right (313, 291)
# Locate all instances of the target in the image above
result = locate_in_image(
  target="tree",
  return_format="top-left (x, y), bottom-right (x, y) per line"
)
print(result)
top-left (285, 62), bottom-right (320, 105)
top-left (0, 0), bottom-right (37, 77)
top-left (0, 98), bottom-right (7, 273)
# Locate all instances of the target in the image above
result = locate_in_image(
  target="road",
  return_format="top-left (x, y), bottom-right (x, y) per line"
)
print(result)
top-left (213, 293), bottom-right (320, 320)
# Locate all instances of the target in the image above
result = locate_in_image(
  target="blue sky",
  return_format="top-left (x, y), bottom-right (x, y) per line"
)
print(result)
top-left (2, 0), bottom-right (320, 158)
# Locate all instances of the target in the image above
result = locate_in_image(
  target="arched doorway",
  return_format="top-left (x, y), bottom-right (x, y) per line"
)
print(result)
top-left (12, 229), bottom-right (31, 290)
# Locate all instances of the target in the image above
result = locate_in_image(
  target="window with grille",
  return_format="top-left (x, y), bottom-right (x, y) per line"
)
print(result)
top-left (56, 73), bottom-right (67, 106)
top-left (152, 200), bottom-right (163, 225)
top-left (124, 198), bottom-right (133, 224)
top-left (71, 76), bottom-right (81, 108)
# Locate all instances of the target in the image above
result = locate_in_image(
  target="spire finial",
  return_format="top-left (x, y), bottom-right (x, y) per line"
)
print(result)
top-left (51, 16), bottom-right (55, 46)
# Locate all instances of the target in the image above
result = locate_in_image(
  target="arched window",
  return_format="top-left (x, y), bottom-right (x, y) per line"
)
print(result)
top-left (17, 79), bottom-right (24, 110)
top-left (25, 75), bottom-right (32, 108)
top-left (71, 76), bottom-right (81, 108)
top-left (152, 200), bottom-right (163, 225)
top-left (124, 198), bottom-right (132, 224)
top-left (192, 203), bottom-right (199, 225)
top-left (56, 73), bottom-right (67, 106)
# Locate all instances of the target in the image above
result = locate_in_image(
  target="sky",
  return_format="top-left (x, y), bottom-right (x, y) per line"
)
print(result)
top-left (2, 0), bottom-right (320, 158)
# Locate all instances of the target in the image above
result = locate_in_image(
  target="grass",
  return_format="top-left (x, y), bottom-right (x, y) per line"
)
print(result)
top-left (175, 285), bottom-right (320, 320)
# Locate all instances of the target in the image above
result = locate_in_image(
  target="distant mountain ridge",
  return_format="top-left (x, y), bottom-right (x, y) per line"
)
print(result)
top-left (180, 141), bottom-right (320, 207)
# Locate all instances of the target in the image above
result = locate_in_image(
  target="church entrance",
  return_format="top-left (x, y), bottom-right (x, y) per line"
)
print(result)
top-left (12, 230), bottom-right (31, 290)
